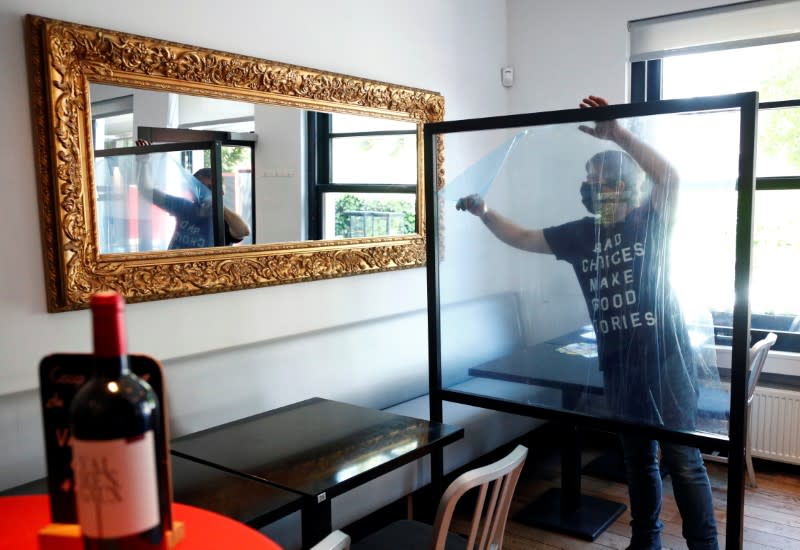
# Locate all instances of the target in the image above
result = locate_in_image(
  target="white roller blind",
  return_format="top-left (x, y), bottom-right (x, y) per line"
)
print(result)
top-left (629, 0), bottom-right (800, 61)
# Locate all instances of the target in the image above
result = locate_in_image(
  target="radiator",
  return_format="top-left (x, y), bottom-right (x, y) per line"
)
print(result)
top-left (750, 386), bottom-right (800, 465)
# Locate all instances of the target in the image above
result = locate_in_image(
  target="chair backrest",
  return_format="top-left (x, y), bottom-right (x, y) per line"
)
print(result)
top-left (746, 332), bottom-right (777, 403)
top-left (309, 530), bottom-right (351, 550)
top-left (429, 444), bottom-right (527, 550)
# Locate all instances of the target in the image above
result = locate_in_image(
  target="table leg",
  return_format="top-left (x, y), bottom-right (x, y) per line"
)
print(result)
top-left (301, 495), bottom-right (332, 550)
top-left (514, 391), bottom-right (627, 541)
top-left (562, 424), bottom-right (582, 511)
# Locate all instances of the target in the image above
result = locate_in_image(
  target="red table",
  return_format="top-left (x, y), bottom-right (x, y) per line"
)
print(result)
top-left (0, 495), bottom-right (282, 550)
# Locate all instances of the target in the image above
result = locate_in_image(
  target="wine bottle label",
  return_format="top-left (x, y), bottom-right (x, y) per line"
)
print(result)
top-left (72, 431), bottom-right (160, 538)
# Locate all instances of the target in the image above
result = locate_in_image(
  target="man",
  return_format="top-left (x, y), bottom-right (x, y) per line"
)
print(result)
top-left (456, 96), bottom-right (718, 550)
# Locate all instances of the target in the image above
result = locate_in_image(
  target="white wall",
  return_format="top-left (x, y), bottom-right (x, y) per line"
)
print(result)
top-left (254, 103), bottom-right (305, 243)
top-left (0, 0), bottom-right (746, 493)
top-left (505, 0), bottom-right (729, 111)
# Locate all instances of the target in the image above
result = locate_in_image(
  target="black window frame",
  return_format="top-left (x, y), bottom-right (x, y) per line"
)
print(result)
top-left (306, 112), bottom-right (418, 240)
top-left (631, 59), bottom-right (800, 353)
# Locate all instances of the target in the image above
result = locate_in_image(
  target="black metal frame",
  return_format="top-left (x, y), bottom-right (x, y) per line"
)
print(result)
top-left (424, 92), bottom-right (758, 550)
top-left (134, 127), bottom-right (257, 243)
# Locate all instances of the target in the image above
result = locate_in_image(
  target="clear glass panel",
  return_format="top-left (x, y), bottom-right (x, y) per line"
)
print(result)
top-left (331, 134), bottom-right (417, 185)
top-left (321, 192), bottom-right (415, 239)
top-left (435, 107), bottom-right (745, 436)
top-left (94, 150), bottom-right (241, 253)
top-left (331, 112), bottom-right (416, 133)
top-left (757, 106), bottom-right (800, 177)
top-left (662, 40), bottom-right (800, 102)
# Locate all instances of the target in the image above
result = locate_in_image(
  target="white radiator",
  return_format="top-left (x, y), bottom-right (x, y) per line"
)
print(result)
top-left (750, 386), bottom-right (800, 465)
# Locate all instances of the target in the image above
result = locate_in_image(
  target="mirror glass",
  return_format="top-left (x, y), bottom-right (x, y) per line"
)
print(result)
top-left (90, 83), bottom-right (418, 253)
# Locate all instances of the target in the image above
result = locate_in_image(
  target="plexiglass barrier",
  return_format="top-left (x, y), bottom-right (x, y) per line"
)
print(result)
top-left (428, 98), bottom-right (755, 439)
top-left (94, 147), bottom-right (252, 253)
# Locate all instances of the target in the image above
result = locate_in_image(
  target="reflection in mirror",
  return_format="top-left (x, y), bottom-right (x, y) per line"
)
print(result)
top-left (309, 112), bottom-right (418, 241)
top-left (90, 83), bottom-right (418, 250)
top-left (27, 15), bottom-right (443, 311)
top-left (95, 142), bottom-right (253, 253)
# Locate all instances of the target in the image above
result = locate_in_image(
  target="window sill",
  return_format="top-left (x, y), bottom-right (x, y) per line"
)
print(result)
top-left (714, 346), bottom-right (800, 388)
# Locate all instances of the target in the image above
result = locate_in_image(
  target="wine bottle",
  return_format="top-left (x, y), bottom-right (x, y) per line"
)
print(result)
top-left (70, 292), bottom-right (166, 549)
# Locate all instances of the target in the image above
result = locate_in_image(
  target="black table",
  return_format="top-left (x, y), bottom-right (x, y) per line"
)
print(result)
top-left (468, 330), bottom-right (627, 541)
top-left (170, 397), bottom-right (464, 548)
top-left (170, 454), bottom-right (303, 529)
top-left (0, 456), bottom-right (303, 531)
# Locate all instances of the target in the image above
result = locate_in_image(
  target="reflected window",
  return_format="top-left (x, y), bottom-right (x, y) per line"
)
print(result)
top-left (92, 95), bottom-right (134, 150)
top-left (633, 39), bottom-right (800, 352)
top-left (307, 112), bottom-right (417, 240)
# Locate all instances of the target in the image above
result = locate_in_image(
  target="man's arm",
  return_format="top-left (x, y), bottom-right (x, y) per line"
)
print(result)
top-left (223, 208), bottom-right (250, 240)
top-left (455, 194), bottom-right (552, 254)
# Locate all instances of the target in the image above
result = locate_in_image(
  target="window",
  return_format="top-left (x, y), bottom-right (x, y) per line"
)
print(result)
top-left (631, 7), bottom-right (800, 352)
top-left (307, 112), bottom-right (417, 240)
top-left (92, 95), bottom-right (134, 150)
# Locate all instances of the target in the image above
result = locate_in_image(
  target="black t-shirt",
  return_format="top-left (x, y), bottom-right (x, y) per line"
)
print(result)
top-left (543, 201), bottom-right (698, 427)
top-left (155, 194), bottom-right (242, 249)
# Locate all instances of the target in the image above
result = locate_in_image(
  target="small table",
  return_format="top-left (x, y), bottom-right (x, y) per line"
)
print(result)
top-left (0, 494), bottom-right (282, 550)
top-left (170, 397), bottom-right (464, 548)
top-left (0, 455), bottom-right (304, 532)
top-left (171, 454), bottom-right (303, 529)
top-left (468, 333), bottom-right (627, 541)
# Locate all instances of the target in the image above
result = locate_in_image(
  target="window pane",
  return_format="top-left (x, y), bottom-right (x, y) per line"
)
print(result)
top-left (222, 145), bottom-right (253, 246)
top-left (94, 113), bottom-right (134, 150)
top-left (331, 134), bottom-right (417, 184)
top-left (751, 190), bottom-right (800, 317)
top-left (322, 192), bottom-right (416, 239)
top-left (331, 112), bottom-right (416, 133)
top-left (660, 40), bottom-right (800, 343)
top-left (758, 106), bottom-right (800, 177)
top-left (662, 40), bottom-right (800, 102)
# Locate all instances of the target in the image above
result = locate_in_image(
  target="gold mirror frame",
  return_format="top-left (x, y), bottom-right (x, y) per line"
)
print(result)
top-left (25, 15), bottom-right (444, 312)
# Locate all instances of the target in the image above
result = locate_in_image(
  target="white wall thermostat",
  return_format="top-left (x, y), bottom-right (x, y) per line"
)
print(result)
top-left (501, 66), bottom-right (514, 88)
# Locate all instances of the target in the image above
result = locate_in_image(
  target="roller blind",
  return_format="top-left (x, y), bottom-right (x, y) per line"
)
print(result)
top-left (629, 0), bottom-right (800, 61)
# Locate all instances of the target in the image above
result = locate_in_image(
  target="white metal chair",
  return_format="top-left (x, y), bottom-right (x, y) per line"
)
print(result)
top-left (346, 444), bottom-right (527, 550)
top-left (698, 332), bottom-right (777, 487)
top-left (310, 530), bottom-right (352, 550)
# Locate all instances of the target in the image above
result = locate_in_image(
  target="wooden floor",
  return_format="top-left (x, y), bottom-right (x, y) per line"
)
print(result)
top-left (487, 437), bottom-right (800, 549)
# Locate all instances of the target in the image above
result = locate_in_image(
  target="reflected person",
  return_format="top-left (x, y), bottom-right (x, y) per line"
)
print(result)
top-left (136, 139), bottom-right (250, 249)
top-left (456, 95), bottom-right (717, 550)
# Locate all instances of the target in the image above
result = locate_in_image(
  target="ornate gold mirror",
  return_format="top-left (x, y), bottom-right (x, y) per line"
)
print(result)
top-left (26, 15), bottom-right (444, 312)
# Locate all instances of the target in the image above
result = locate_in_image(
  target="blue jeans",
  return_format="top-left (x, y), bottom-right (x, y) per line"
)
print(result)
top-left (621, 435), bottom-right (719, 550)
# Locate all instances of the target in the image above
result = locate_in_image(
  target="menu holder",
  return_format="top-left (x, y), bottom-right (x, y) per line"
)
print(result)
top-left (37, 353), bottom-right (184, 548)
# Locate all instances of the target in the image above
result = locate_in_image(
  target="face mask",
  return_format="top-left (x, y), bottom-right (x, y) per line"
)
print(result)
top-left (595, 192), bottom-right (620, 225)
top-left (580, 182), bottom-right (595, 213)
